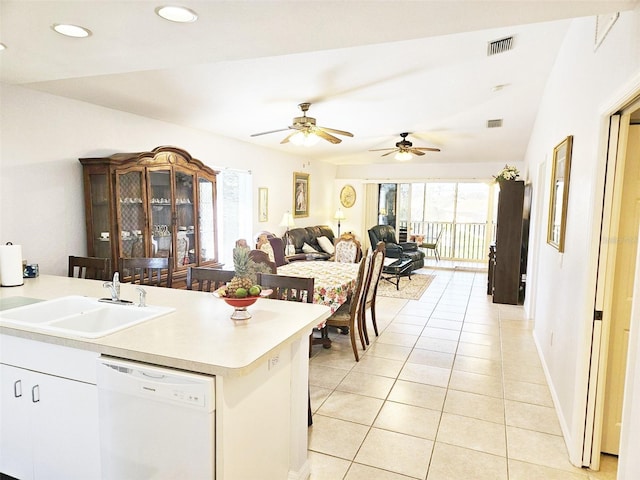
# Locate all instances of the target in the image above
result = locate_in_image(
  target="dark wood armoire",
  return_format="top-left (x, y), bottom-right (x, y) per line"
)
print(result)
top-left (492, 180), bottom-right (527, 305)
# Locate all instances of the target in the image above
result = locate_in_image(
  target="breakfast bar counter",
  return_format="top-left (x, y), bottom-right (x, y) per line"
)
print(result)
top-left (0, 275), bottom-right (329, 480)
top-left (0, 275), bottom-right (330, 377)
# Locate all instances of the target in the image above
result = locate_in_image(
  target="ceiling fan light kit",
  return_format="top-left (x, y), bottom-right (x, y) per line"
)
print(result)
top-left (394, 150), bottom-right (413, 161)
top-left (370, 132), bottom-right (441, 161)
top-left (251, 103), bottom-right (354, 146)
top-left (289, 130), bottom-right (321, 147)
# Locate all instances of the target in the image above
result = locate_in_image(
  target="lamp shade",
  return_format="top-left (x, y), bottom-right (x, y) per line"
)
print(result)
top-left (394, 150), bottom-right (413, 161)
top-left (334, 208), bottom-right (346, 221)
top-left (279, 212), bottom-right (296, 229)
top-left (290, 130), bottom-right (320, 147)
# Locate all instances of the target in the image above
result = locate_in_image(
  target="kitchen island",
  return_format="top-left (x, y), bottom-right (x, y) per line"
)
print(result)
top-left (0, 275), bottom-right (330, 480)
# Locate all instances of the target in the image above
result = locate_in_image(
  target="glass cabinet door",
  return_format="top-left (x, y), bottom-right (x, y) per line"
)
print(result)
top-left (88, 172), bottom-right (111, 260)
top-left (174, 170), bottom-right (196, 267)
top-left (198, 177), bottom-right (216, 263)
top-left (149, 170), bottom-right (173, 259)
top-left (115, 170), bottom-right (146, 259)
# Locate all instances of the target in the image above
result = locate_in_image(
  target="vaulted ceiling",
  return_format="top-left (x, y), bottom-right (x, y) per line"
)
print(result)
top-left (1, 1), bottom-right (637, 165)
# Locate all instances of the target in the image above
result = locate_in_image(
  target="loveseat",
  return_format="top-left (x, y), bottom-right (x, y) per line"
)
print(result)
top-left (286, 225), bottom-right (336, 261)
top-left (368, 224), bottom-right (425, 271)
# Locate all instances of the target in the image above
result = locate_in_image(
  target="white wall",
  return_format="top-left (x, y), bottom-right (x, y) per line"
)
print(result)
top-left (0, 83), bottom-right (336, 276)
top-left (523, 9), bottom-right (640, 466)
top-left (335, 161), bottom-right (527, 251)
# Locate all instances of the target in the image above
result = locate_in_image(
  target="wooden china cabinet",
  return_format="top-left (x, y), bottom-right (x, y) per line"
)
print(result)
top-left (80, 146), bottom-right (221, 288)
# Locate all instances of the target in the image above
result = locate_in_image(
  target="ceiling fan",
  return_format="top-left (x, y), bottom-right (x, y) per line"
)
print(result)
top-left (369, 132), bottom-right (441, 160)
top-left (250, 103), bottom-right (354, 146)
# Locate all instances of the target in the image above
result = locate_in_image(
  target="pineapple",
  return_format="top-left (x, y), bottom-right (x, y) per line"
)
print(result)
top-left (228, 247), bottom-right (255, 295)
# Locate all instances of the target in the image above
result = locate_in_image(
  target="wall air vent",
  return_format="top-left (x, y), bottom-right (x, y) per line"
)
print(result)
top-left (487, 119), bottom-right (503, 128)
top-left (487, 36), bottom-right (514, 56)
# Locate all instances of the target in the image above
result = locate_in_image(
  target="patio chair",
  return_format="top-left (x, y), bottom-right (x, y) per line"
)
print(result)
top-left (421, 230), bottom-right (443, 262)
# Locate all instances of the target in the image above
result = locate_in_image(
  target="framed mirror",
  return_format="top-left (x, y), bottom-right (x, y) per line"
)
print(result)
top-left (547, 135), bottom-right (573, 252)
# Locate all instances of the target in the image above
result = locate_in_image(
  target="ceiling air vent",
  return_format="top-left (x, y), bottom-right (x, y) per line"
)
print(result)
top-left (487, 119), bottom-right (503, 128)
top-left (487, 36), bottom-right (514, 56)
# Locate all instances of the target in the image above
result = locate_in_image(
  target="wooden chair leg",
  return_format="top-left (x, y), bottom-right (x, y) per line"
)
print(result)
top-left (359, 311), bottom-right (368, 348)
top-left (349, 320), bottom-right (360, 362)
top-left (371, 304), bottom-right (379, 337)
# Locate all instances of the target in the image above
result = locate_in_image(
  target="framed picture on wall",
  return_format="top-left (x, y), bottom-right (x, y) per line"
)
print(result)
top-left (258, 187), bottom-right (268, 222)
top-left (293, 172), bottom-right (309, 218)
top-left (547, 135), bottom-right (573, 252)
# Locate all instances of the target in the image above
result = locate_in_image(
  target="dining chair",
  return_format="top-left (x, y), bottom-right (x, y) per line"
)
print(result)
top-left (325, 255), bottom-right (372, 362)
top-left (362, 241), bottom-right (386, 345)
top-left (119, 257), bottom-right (173, 287)
top-left (333, 235), bottom-right (362, 263)
top-left (267, 237), bottom-right (288, 267)
top-left (256, 272), bottom-right (315, 426)
top-left (68, 256), bottom-right (111, 280)
top-left (187, 267), bottom-right (235, 292)
top-left (248, 250), bottom-right (277, 274)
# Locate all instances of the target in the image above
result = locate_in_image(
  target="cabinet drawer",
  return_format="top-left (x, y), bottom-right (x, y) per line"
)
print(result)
top-left (0, 334), bottom-right (99, 383)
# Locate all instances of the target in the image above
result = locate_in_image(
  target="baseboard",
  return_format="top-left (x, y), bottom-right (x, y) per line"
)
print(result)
top-left (288, 459), bottom-right (311, 480)
top-left (532, 332), bottom-right (582, 467)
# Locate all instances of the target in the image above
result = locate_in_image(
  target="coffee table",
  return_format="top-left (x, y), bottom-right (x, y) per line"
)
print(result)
top-left (381, 257), bottom-right (412, 290)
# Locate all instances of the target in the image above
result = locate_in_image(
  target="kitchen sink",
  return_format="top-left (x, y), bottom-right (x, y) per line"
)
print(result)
top-left (0, 295), bottom-right (175, 338)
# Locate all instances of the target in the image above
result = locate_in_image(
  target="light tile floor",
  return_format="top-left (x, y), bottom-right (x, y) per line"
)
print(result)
top-left (308, 268), bottom-right (618, 480)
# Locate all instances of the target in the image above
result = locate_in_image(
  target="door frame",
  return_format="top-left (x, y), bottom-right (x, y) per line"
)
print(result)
top-left (583, 83), bottom-right (640, 469)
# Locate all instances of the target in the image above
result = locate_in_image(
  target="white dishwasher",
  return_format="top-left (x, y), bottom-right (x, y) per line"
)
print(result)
top-left (96, 356), bottom-right (216, 479)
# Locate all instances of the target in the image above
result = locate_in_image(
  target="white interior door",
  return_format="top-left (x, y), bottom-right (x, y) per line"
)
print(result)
top-left (601, 123), bottom-right (640, 454)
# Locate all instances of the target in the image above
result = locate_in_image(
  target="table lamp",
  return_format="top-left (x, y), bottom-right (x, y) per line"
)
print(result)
top-left (334, 208), bottom-right (346, 237)
top-left (279, 211), bottom-right (296, 256)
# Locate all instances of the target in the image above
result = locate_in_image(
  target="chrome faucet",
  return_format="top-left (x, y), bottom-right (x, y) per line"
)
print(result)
top-left (103, 272), bottom-right (121, 302)
top-left (135, 286), bottom-right (147, 307)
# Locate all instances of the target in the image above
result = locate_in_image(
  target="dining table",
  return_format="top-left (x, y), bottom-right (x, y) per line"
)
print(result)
top-left (276, 261), bottom-right (360, 348)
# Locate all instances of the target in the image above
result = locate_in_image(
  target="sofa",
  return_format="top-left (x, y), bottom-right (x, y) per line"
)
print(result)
top-left (368, 225), bottom-right (425, 271)
top-left (286, 225), bottom-right (336, 261)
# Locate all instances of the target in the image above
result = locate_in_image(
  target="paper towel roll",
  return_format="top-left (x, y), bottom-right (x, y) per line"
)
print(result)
top-left (0, 243), bottom-right (24, 287)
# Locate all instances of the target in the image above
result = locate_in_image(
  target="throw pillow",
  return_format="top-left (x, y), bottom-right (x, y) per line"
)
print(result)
top-left (317, 236), bottom-right (335, 254)
top-left (302, 242), bottom-right (319, 254)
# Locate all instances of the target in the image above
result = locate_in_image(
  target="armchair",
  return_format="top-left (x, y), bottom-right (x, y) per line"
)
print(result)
top-left (368, 225), bottom-right (425, 271)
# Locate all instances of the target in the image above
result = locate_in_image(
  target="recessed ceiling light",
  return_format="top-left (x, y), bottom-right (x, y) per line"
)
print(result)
top-left (0, 43), bottom-right (6, 51)
top-left (52, 23), bottom-right (92, 38)
top-left (155, 6), bottom-right (198, 23)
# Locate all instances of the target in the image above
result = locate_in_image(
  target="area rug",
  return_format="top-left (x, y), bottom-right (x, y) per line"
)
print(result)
top-left (377, 273), bottom-right (435, 300)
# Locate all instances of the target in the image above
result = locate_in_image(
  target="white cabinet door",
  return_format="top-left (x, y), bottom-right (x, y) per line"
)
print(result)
top-left (0, 364), bottom-right (101, 480)
top-left (0, 364), bottom-right (34, 480)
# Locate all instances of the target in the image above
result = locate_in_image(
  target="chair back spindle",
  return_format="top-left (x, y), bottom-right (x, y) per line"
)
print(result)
top-left (119, 257), bottom-right (173, 287)
top-left (68, 256), bottom-right (111, 280)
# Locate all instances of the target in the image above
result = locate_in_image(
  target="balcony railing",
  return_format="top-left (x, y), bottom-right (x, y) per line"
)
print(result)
top-left (400, 221), bottom-right (495, 262)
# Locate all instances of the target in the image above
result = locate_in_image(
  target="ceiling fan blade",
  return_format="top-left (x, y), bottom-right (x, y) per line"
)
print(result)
top-left (317, 126), bottom-right (354, 137)
top-left (381, 150), bottom-right (397, 157)
top-left (314, 129), bottom-right (342, 144)
top-left (413, 147), bottom-right (441, 152)
top-left (250, 127), bottom-right (291, 137)
top-left (410, 149), bottom-right (426, 156)
top-left (368, 147), bottom-right (397, 152)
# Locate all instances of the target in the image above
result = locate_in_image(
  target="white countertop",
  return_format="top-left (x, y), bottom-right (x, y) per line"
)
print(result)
top-left (0, 275), bottom-right (331, 377)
